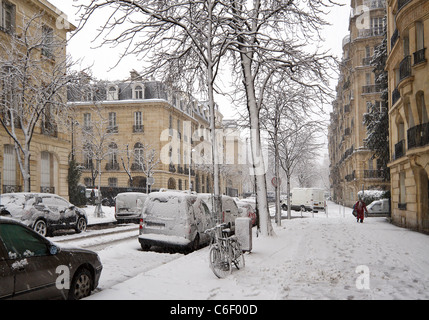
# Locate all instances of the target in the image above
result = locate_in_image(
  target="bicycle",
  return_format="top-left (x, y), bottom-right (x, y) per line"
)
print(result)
top-left (205, 223), bottom-right (245, 278)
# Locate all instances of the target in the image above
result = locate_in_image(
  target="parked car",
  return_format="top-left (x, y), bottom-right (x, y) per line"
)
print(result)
top-left (139, 190), bottom-right (214, 252)
top-left (197, 193), bottom-right (241, 233)
top-left (236, 200), bottom-right (257, 226)
top-left (0, 193), bottom-right (87, 237)
top-left (0, 217), bottom-right (102, 300)
top-left (115, 192), bottom-right (148, 223)
top-left (366, 199), bottom-right (390, 216)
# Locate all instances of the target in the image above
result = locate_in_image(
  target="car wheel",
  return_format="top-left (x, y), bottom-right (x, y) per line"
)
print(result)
top-left (33, 220), bottom-right (48, 237)
top-left (281, 204), bottom-right (287, 211)
top-left (68, 268), bottom-right (93, 300)
top-left (75, 216), bottom-right (87, 233)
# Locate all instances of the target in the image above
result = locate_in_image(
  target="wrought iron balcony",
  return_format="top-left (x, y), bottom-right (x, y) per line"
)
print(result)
top-left (399, 55), bottom-right (411, 81)
top-left (413, 48), bottom-right (426, 65)
top-left (394, 139), bottom-right (405, 159)
top-left (407, 122), bottom-right (429, 150)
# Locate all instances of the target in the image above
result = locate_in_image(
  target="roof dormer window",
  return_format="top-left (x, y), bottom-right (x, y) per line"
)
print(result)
top-left (134, 85), bottom-right (143, 99)
top-left (107, 86), bottom-right (118, 100)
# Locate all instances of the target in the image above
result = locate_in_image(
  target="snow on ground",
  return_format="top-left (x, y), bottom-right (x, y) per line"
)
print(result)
top-left (85, 201), bottom-right (429, 300)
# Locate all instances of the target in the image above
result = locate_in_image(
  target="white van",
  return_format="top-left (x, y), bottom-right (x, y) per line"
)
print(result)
top-left (282, 188), bottom-right (325, 212)
top-left (115, 192), bottom-right (148, 223)
top-left (138, 191), bottom-right (214, 252)
top-left (198, 193), bottom-right (241, 233)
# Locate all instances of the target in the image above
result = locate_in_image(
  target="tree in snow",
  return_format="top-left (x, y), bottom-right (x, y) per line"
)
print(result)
top-left (222, 0), bottom-right (337, 234)
top-left (0, 13), bottom-right (81, 192)
top-left (78, 0), bottom-right (233, 223)
top-left (121, 142), bottom-right (160, 193)
top-left (363, 20), bottom-right (390, 181)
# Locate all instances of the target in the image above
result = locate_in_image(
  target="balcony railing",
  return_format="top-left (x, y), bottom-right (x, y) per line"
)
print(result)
top-left (407, 122), bottom-right (429, 150)
top-left (362, 84), bottom-right (382, 94)
top-left (2, 185), bottom-right (22, 193)
top-left (133, 124), bottom-right (144, 133)
top-left (391, 29), bottom-right (399, 49)
top-left (105, 162), bottom-right (120, 171)
top-left (392, 87), bottom-right (400, 105)
top-left (40, 186), bottom-right (55, 193)
top-left (413, 48), bottom-right (426, 65)
top-left (394, 139), bottom-right (405, 159)
top-left (364, 169), bottom-right (383, 179)
top-left (399, 55), bottom-right (411, 81)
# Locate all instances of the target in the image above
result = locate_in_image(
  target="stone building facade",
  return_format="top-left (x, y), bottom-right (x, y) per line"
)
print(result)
top-left (0, 0), bottom-right (74, 198)
top-left (386, 0), bottom-right (429, 232)
top-left (69, 71), bottom-right (244, 197)
top-left (329, 0), bottom-right (389, 206)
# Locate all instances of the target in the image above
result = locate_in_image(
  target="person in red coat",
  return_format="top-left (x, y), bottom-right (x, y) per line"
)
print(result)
top-left (354, 198), bottom-right (368, 223)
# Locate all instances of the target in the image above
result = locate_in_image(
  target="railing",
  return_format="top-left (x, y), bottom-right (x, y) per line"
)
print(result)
top-left (407, 122), bottom-right (429, 150)
top-left (40, 186), bottom-right (55, 193)
top-left (362, 84), bottom-right (382, 94)
top-left (133, 125), bottom-right (144, 133)
top-left (105, 162), bottom-right (120, 171)
top-left (399, 55), bottom-right (411, 81)
top-left (394, 139), bottom-right (405, 159)
top-left (392, 87), bottom-right (400, 105)
top-left (413, 48), bottom-right (426, 65)
top-left (364, 169), bottom-right (384, 179)
top-left (2, 185), bottom-right (22, 193)
top-left (391, 29), bottom-right (399, 49)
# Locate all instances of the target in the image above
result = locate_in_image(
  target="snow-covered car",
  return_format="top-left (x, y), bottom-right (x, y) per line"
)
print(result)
top-left (139, 190), bottom-right (214, 252)
top-left (0, 193), bottom-right (87, 237)
top-left (115, 192), bottom-right (148, 223)
top-left (236, 200), bottom-right (257, 226)
top-left (0, 217), bottom-right (102, 300)
top-left (197, 193), bottom-right (240, 233)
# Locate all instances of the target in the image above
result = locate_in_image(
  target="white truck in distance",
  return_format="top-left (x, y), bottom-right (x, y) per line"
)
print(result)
top-left (281, 188), bottom-right (325, 212)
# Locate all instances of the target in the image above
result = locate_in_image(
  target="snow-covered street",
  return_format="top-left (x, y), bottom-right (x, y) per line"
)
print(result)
top-left (82, 202), bottom-right (429, 300)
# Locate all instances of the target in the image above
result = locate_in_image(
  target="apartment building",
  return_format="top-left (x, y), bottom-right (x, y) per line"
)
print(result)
top-left (0, 0), bottom-right (75, 198)
top-left (69, 71), bottom-right (244, 196)
top-left (386, 0), bottom-right (429, 232)
top-left (329, 0), bottom-right (389, 206)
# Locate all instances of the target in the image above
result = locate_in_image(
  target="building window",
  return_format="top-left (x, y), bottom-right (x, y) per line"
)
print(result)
top-left (371, 17), bottom-right (384, 36)
top-left (41, 25), bottom-right (54, 58)
top-left (0, 0), bottom-right (15, 34)
top-left (83, 113), bottom-right (91, 130)
top-left (107, 143), bottom-right (118, 170)
top-left (40, 151), bottom-right (53, 193)
top-left (108, 112), bottom-right (118, 133)
top-left (108, 177), bottom-right (118, 187)
top-left (134, 111), bottom-right (143, 132)
top-left (3, 144), bottom-right (16, 191)
top-left (107, 86), bottom-right (118, 100)
top-left (134, 85), bottom-right (143, 99)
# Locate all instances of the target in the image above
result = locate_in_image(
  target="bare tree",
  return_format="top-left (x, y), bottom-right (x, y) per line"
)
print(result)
top-left (222, 0), bottom-right (337, 235)
top-left (75, 102), bottom-right (117, 216)
top-left (0, 13), bottom-right (80, 192)
top-left (78, 0), bottom-right (232, 222)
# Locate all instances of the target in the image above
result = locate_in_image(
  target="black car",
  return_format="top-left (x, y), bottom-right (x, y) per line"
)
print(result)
top-left (0, 193), bottom-right (87, 237)
top-left (0, 217), bottom-right (102, 300)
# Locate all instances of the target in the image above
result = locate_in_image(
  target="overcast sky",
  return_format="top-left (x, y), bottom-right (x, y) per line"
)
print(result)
top-left (48, 0), bottom-right (351, 119)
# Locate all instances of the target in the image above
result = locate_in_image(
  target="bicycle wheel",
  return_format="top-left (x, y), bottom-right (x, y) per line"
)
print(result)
top-left (231, 240), bottom-right (245, 270)
top-left (209, 245), bottom-right (231, 278)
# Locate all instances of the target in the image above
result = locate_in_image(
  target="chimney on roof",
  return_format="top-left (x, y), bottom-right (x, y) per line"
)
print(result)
top-left (130, 69), bottom-right (141, 81)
